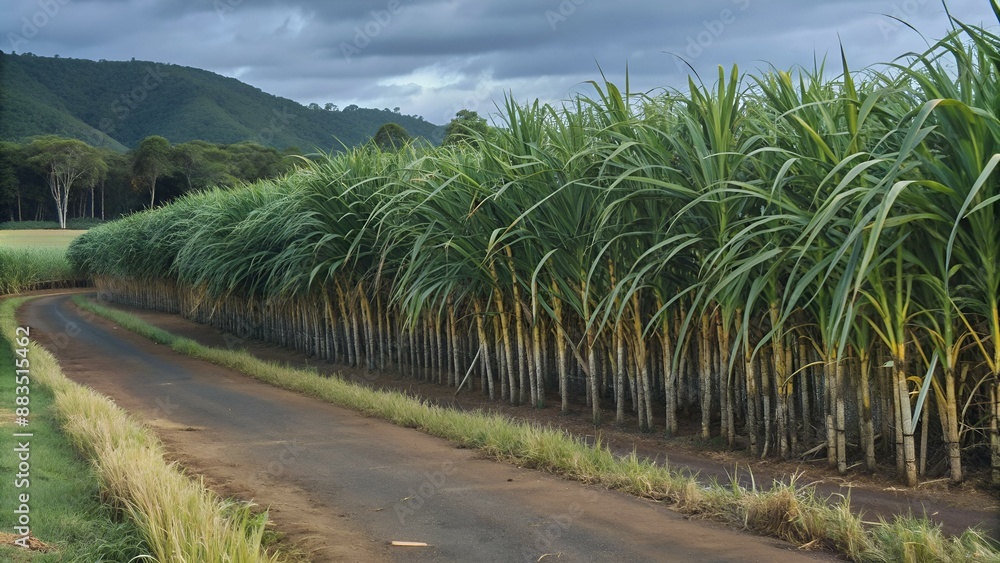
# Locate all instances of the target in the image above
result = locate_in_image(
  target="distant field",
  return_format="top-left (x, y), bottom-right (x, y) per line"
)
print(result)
top-left (0, 230), bottom-right (82, 293)
top-left (0, 229), bottom-right (87, 251)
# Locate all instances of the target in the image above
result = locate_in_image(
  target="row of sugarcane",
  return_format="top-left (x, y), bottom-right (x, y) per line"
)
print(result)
top-left (69, 11), bottom-right (1000, 486)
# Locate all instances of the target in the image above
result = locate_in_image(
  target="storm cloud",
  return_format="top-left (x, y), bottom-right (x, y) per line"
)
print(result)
top-left (3, 0), bottom-right (995, 125)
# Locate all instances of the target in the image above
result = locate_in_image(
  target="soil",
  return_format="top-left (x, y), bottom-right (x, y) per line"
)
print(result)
top-left (16, 290), bottom-right (999, 561)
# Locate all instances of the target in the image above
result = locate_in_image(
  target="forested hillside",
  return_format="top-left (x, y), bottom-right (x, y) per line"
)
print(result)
top-left (0, 52), bottom-right (444, 150)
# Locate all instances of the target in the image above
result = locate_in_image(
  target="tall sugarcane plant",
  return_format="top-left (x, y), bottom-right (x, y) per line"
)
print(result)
top-left (69, 6), bottom-right (1000, 486)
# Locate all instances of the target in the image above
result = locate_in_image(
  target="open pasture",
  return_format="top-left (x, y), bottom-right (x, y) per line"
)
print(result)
top-left (0, 229), bottom-right (88, 251)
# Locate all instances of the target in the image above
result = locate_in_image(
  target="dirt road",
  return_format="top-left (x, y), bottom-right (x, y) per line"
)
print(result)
top-left (86, 295), bottom-right (1000, 540)
top-left (20, 292), bottom-right (836, 562)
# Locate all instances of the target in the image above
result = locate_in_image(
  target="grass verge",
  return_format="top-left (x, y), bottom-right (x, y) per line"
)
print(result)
top-left (2, 296), bottom-right (281, 562)
top-left (0, 298), bottom-right (149, 562)
top-left (76, 295), bottom-right (1000, 563)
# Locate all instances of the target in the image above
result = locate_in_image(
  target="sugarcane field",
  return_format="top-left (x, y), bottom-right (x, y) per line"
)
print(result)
top-left (2, 1), bottom-right (1000, 561)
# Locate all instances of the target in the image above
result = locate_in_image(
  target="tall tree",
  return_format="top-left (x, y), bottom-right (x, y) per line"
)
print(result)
top-left (0, 142), bottom-right (22, 221)
top-left (225, 142), bottom-right (290, 183)
top-left (100, 151), bottom-right (134, 220)
top-left (372, 123), bottom-right (411, 150)
top-left (25, 136), bottom-right (105, 228)
top-left (173, 141), bottom-right (233, 191)
top-left (443, 110), bottom-right (490, 147)
top-left (132, 136), bottom-right (172, 208)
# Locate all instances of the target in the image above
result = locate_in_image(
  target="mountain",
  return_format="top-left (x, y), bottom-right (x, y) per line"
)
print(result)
top-left (0, 52), bottom-right (444, 151)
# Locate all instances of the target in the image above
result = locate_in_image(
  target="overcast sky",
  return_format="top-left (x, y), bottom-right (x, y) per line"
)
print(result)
top-left (3, 0), bottom-right (997, 125)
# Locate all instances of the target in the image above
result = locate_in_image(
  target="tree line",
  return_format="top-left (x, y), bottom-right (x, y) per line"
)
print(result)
top-left (0, 113), bottom-right (488, 228)
top-left (0, 135), bottom-right (299, 227)
top-left (1, 52), bottom-right (446, 150)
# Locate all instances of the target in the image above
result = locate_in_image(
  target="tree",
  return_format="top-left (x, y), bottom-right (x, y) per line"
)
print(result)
top-left (443, 109), bottom-right (490, 147)
top-left (25, 136), bottom-right (105, 228)
top-left (173, 141), bottom-right (232, 191)
top-left (82, 152), bottom-right (109, 219)
top-left (132, 136), bottom-right (172, 208)
top-left (308, 102), bottom-right (321, 110)
top-left (94, 149), bottom-right (128, 220)
top-left (0, 142), bottom-right (22, 221)
top-left (100, 151), bottom-right (134, 220)
top-left (372, 123), bottom-right (411, 150)
top-left (324, 103), bottom-right (338, 111)
top-left (225, 142), bottom-right (291, 183)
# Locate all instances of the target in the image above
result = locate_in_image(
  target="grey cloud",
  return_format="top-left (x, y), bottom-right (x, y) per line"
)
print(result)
top-left (3, 0), bottom-right (997, 125)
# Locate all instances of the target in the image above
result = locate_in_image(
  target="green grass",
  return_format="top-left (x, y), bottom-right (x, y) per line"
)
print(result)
top-left (75, 295), bottom-right (1000, 563)
top-left (0, 299), bottom-right (149, 561)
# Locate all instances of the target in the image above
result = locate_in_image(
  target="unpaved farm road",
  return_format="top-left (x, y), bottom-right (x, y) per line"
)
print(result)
top-left (21, 293), bottom-right (837, 562)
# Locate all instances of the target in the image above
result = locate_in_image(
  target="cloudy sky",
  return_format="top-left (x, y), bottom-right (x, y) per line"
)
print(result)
top-left (3, 0), bottom-right (997, 125)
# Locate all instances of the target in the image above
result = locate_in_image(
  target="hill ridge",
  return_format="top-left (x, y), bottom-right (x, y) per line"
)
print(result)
top-left (0, 52), bottom-right (444, 150)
